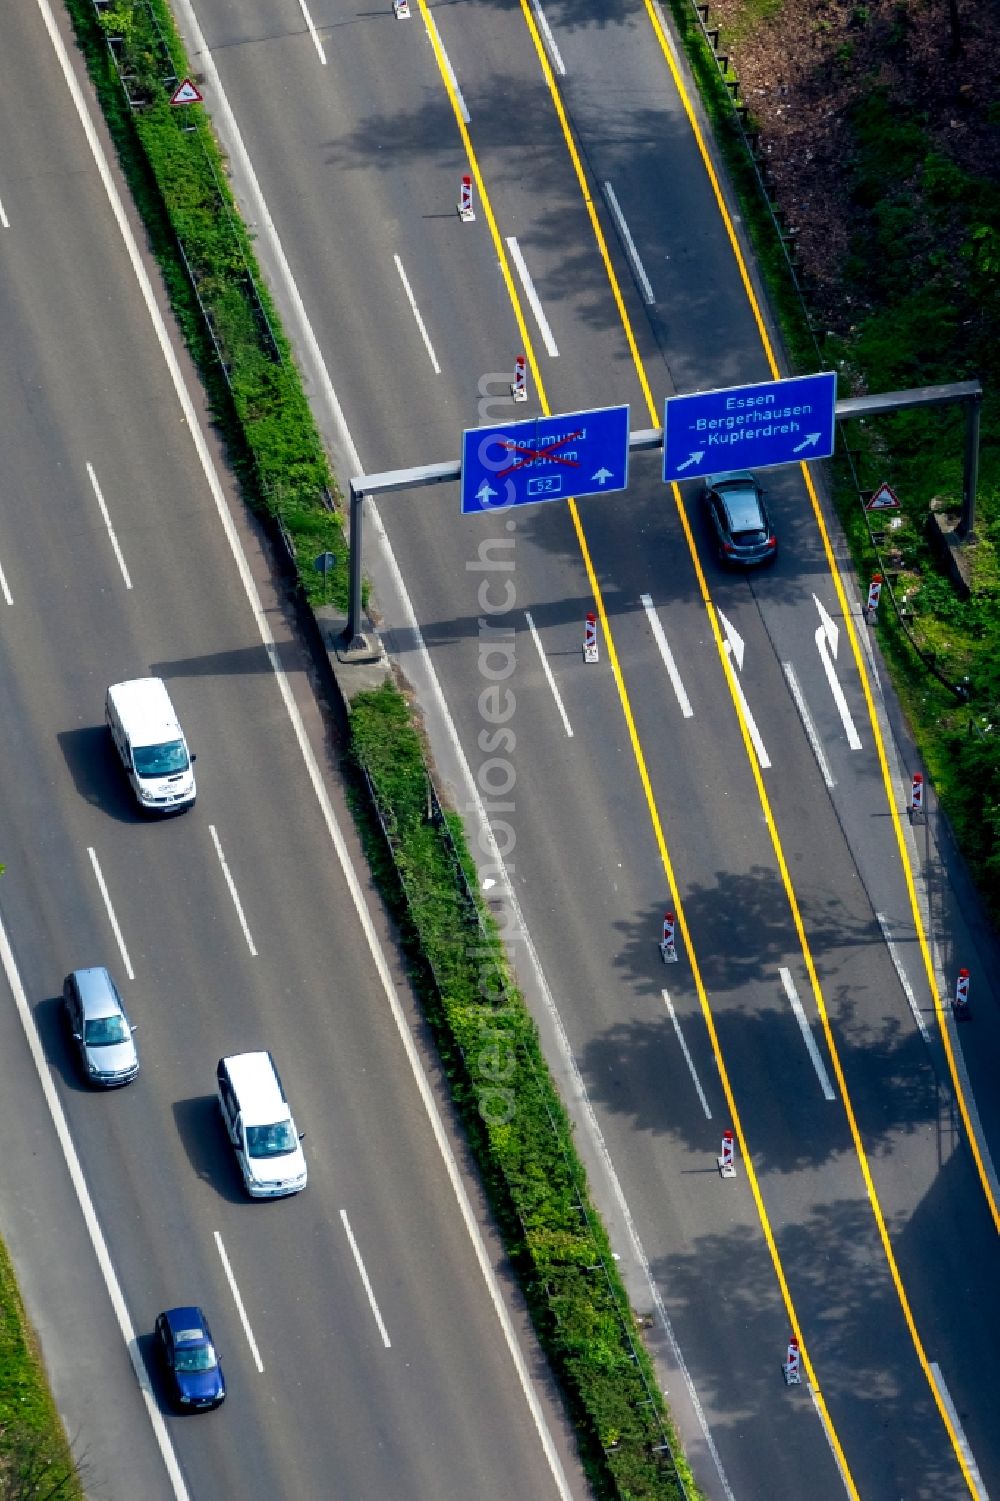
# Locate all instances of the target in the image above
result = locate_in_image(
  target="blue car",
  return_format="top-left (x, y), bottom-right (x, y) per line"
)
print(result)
top-left (155, 1307), bottom-right (226, 1411)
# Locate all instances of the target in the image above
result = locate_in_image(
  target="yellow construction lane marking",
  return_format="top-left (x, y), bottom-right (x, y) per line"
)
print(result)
top-left (638, 0), bottom-right (999, 1245)
top-left (415, 0), bottom-right (858, 1494)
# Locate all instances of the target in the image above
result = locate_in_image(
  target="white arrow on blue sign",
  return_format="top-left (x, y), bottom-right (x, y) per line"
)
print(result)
top-left (461, 405), bottom-right (629, 515)
top-left (663, 372), bottom-right (836, 483)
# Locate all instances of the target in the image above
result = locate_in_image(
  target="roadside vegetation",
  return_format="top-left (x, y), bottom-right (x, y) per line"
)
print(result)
top-left (0, 1240), bottom-right (84, 1499)
top-left (666, 0), bottom-right (1000, 908)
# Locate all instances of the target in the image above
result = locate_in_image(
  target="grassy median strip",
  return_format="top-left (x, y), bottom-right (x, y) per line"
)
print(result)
top-left (58, 2), bottom-right (701, 1496)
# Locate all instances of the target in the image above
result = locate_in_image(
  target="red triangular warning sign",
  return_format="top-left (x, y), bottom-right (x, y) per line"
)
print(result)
top-left (866, 481), bottom-right (900, 511)
top-left (170, 79), bottom-right (203, 106)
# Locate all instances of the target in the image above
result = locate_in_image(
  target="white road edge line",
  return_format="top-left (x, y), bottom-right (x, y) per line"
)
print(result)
top-left (209, 824), bottom-right (258, 956)
top-left (160, 6), bottom-right (732, 1493)
top-left (782, 661), bottom-right (835, 790)
top-left (505, 237), bottom-right (559, 358)
top-left (0, 555), bottom-right (12, 606)
top-left (661, 990), bottom-right (711, 1119)
top-left (929, 1361), bottom-right (989, 1500)
top-left (641, 593), bottom-right (693, 718)
top-left (0, 195), bottom-right (9, 229)
top-left (214, 1231), bottom-right (265, 1373)
top-left (525, 611), bottom-right (573, 737)
top-left (394, 255), bottom-right (441, 375)
top-left (876, 912), bottom-right (930, 1046)
top-left (295, 0), bottom-right (327, 64)
top-left (86, 461), bottom-right (133, 590)
top-left (340, 1210), bottom-right (392, 1349)
top-left (87, 846), bottom-right (135, 980)
top-left (808, 1384), bottom-right (856, 1498)
top-left (0, 911), bottom-right (190, 1500)
top-left (724, 643), bottom-right (770, 769)
top-left (602, 181), bottom-right (655, 305)
top-left (529, 0), bottom-right (566, 74)
top-left (779, 967), bottom-right (835, 1100)
top-left (421, 8), bottom-right (470, 122)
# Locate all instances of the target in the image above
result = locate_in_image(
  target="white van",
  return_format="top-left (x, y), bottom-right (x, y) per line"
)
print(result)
top-left (216, 1051), bottom-right (307, 1199)
top-left (105, 678), bottom-right (196, 814)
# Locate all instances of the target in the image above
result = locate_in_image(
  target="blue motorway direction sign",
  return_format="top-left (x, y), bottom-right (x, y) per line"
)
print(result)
top-left (461, 404), bottom-right (629, 515)
top-left (663, 371), bottom-right (836, 483)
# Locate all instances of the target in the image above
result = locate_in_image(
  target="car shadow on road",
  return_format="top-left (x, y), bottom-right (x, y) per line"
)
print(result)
top-left (33, 995), bottom-right (93, 1093)
top-left (56, 726), bottom-right (143, 825)
top-left (172, 1095), bottom-right (247, 1204)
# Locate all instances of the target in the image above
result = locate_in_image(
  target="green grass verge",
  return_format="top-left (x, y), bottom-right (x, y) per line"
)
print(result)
top-left (0, 1238), bottom-right (83, 1496)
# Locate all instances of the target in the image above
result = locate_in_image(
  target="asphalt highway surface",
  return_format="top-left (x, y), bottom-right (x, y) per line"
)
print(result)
top-left (0, 5), bottom-right (588, 1499)
top-left (163, 0), bottom-right (1000, 1498)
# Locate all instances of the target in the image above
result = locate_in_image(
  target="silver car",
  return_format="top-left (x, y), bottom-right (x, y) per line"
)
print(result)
top-left (63, 967), bottom-right (139, 1088)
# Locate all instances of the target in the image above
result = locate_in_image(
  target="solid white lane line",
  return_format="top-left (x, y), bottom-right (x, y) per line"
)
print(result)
top-left (640, 594), bottom-right (693, 718)
top-left (87, 847), bottom-right (135, 980)
top-left (724, 644), bottom-right (770, 769)
top-left (661, 990), bottom-right (711, 1119)
top-left (295, 0), bottom-right (327, 63)
top-left (602, 182), bottom-right (655, 305)
top-left (783, 661), bottom-right (835, 791)
top-left (87, 462), bottom-right (132, 589)
top-left (0, 196), bottom-right (9, 229)
top-left (930, 1362), bottom-right (990, 1500)
top-left (809, 1384), bottom-right (856, 1498)
top-left (340, 1211), bottom-right (391, 1349)
top-left (505, 237), bottom-right (559, 358)
top-left (393, 255), bottom-right (441, 375)
top-left (529, 0), bottom-right (566, 74)
top-left (0, 557), bottom-right (12, 606)
top-left (0, 911), bottom-right (191, 1500)
top-left (779, 968), bottom-right (835, 1100)
top-left (422, 9), bottom-right (470, 122)
top-left (876, 913), bottom-right (930, 1046)
top-left (214, 1232), bottom-right (265, 1373)
top-left (209, 825), bottom-right (257, 956)
top-left (525, 611), bottom-right (573, 737)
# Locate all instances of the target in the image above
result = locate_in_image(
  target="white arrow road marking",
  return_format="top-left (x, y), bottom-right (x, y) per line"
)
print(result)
top-left (603, 181), bottom-right (655, 304)
top-left (661, 990), bottom-right (712, 1118)
top-left (641, 594), bottom-right (693, 718)
top-left (717, 608), bottom-right (771, 767)
top-left (782, 661), bottom-right (835, 790)
top-left (506, 237), bottom-right (559, 357)
top-left (525, 611), bottom-right (573, 737)
top-left (717, 607), bottom-right (745, 671)
top-left (779, 968), bottom-right (836, 1100)
top-left (814, 594), bottom-right (862, 749)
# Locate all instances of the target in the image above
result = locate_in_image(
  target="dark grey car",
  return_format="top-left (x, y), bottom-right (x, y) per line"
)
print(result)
top-left (704, 470), bottom-right (777, 566)
top-left (63, 967), bottom-right (139, 1087)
